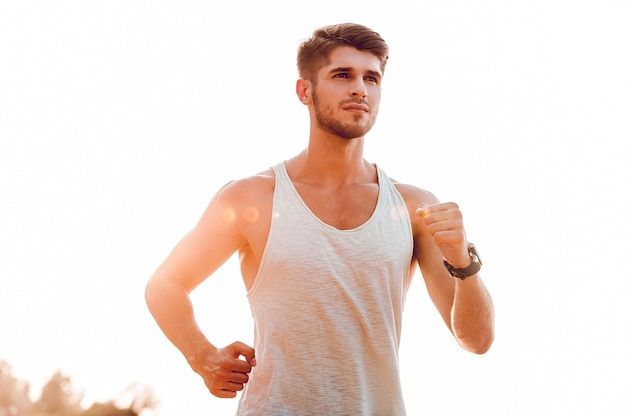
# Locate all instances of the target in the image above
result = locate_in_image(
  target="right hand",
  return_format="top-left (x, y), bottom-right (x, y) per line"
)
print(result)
top-left (192, 341), bottom-right (256, 398)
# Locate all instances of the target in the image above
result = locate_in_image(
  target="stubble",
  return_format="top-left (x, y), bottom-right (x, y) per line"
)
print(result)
top-left (311, 90), bottom-right (377, 140)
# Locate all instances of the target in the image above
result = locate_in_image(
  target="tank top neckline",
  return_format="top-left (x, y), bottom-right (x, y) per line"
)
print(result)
top-left (276, 161), bottom-right (385, 233)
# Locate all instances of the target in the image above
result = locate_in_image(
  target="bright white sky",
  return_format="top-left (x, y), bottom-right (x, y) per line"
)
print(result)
top-left (1, 1), bottom-right (625, 415)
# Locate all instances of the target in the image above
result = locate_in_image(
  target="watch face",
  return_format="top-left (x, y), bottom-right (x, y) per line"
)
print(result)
top-left (468, 243), bottom-right (482, 265)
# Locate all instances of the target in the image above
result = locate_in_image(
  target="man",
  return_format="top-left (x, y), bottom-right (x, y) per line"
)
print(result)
top-left (145, 23), bottom-right (494, 415)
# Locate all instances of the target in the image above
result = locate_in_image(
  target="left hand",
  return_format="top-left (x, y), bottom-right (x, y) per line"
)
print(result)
top-left (416, 202), bottom-right (471, 268)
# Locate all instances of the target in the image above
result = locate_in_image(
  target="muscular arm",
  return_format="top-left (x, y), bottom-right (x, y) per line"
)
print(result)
top-left (449, 270), bottom-right (494, 354)
top-left (401, 186), bottom-right (495, 354)
top-left (415, 225), bottom-right (494, 354)
top-left (145, 180), bottom-right (258, 397)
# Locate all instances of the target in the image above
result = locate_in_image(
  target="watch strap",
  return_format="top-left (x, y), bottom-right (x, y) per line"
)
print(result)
top-left (443, 243), bottom-right (482, 280)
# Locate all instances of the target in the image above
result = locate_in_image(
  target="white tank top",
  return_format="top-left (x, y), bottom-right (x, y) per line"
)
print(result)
top-left (237, 162), bottom-right (413, 415)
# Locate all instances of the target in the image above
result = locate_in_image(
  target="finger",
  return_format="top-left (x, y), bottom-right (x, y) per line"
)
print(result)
top-left (226, 380), bottom-right (246, 392)
top-left (417, 201), bottom-right (460, 217)
top-left (427, 202), bottom-right (459, 213)
top-left (217, 345), bottom-right (255, 374)
top-left (216, 379), bottom-right (246, 393)
top-left (214, 388), bottom-right (237, 399)
top-left (430, 229), bottom-right (465, 246)
top-left (225, 370), bottom-right (250, 384)
top-left (421, 208), bottom-right (462, 228)
top-left (424, 216), bottom-right (463, 232)
top-left (229, 341), bottom-right (257, 367)
top-left (416, 202), bottom-right (429, 217)
top-left (208, 374), bottom-right (249, 398)
top-left (223, 358), bottom-right (252, 375)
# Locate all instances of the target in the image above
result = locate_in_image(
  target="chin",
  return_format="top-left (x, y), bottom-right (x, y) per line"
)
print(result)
top-left (332, 122), bottom-right (375, 140)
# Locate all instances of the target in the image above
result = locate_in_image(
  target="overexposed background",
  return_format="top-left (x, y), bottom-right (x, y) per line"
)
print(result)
top-left (1, 1), bottom-right (625, 415)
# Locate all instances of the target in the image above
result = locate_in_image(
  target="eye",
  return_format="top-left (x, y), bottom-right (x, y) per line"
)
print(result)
top-left (334, 73), bottom-right (350, 79)
top-left (365, 75), bottom-right (379, 84)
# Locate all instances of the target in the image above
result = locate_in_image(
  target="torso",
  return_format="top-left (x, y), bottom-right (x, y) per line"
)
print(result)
top-left (234, 165), bottom-right (429, 291)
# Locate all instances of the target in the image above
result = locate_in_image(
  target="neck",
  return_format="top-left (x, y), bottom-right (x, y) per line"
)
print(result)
top-left (286, 132), bottom-right (375, 186)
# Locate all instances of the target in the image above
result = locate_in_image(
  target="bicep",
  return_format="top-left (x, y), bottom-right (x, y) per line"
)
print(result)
top-left (415, 232), bottom-right (456, 331)
top-left (154, 186), bottom-right (247, 293)
top-left (397, 182), bottom-right (456, 330)
top-left (402, 186), bottom-right (455, 330)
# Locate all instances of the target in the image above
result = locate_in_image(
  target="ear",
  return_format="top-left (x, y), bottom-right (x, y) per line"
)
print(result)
top-left (296, 79), bottom-right (312, 105)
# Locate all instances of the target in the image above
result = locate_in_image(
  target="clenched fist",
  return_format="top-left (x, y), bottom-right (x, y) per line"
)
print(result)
top-left (417, 202), bottom-right (471, 269)
top-left (191, 341), bottom-right (256, 398)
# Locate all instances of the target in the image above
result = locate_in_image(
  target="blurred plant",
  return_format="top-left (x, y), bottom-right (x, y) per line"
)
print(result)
top-left (0, 359), bottom-right (155, 416)
top-left (37, 370), bottom-right (83, 415)
top-left (0, 360), bottom-right (34, 415)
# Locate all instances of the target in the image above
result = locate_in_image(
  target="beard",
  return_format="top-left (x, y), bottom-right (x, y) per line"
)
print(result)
top-left (311, 89), bottom-right (377, 140)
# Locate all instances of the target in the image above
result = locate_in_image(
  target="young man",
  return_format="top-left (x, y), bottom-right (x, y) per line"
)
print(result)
top-left (145, 23), bottom-right (494, 415)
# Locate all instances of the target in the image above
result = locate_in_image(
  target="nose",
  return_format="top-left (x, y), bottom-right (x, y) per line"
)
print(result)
top-left (350, 78), bottom-right (367, 99)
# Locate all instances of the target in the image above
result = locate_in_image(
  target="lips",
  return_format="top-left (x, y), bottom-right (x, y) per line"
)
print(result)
top-left (343, 103), bottom-right (369, 112)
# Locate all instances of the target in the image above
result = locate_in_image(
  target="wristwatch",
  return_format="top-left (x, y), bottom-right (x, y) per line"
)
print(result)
top-left (443, 243), bottom-right (482, 280)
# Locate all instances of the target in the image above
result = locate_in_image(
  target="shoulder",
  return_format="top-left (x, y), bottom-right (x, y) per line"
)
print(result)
top-left (218, 168), bottom-right (275, 202)
top-left (389, 179), bottom-right (439, 212)
top-left (387, 177), bottom-right (439, 238)
top-left (376, 166), bottom-right (438, 210)
top-left (207, 167), bottom-right (276, 225)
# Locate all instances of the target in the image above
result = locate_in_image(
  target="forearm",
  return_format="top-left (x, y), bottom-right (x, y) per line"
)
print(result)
top-left (451, 274), bottom-right (495, 354)
top-left (145, 273), bottom-right (217, 367)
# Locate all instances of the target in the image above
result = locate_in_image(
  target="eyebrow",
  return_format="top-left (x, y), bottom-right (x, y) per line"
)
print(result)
top-left (329, 67), bottom-right (382, 79)
top-left (329, 66), bottom-right (353, 73)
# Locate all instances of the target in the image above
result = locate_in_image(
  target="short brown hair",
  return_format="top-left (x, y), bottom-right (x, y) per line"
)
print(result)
top-left (297, 23), bottom-right (389, 82)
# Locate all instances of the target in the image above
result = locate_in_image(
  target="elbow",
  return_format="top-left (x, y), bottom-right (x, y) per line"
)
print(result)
top-left (145, 273), bottom-right (160, 302)
top-left (144, 272), bottom-right (170, 312)
top-left (452, 297), bottom-right (495, 354)
top-left (145, 271), bottom-right (190, 313)
top-left (460, 332), bottom-right (494, 355)
top-left (144, 276), bottom-right (158, 313)
top-left (453, 316), bottom-right (495, 354)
